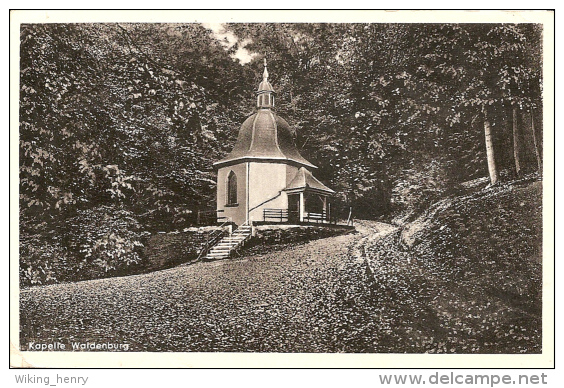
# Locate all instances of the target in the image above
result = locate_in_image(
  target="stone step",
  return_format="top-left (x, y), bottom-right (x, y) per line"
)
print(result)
top-left (202, 226), bottom-right (252, 261)
top-left (219, 239), bottom-right (243, 244)
top-left (207, 250), bottom-right (230, 255)
top-left (210, 242), bottom-right (245, 251)
top-left (206, 253), bottom-right (229, 259)
top-left (205, 256), bottom-right (229, 261)
top-left (220, 238), bottom-right (247, 243)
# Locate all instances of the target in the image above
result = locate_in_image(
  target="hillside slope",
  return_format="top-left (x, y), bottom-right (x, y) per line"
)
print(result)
top-left (363, 180), bottom-right (543, 353)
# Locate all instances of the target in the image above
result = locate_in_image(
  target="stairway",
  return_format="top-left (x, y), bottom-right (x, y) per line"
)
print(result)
top-left (204, 224), bottom-right (252, 261)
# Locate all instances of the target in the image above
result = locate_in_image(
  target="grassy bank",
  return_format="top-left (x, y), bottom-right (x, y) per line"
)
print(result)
top-left (363, 179), bottom-right (542, 353)
top-left (242, 224), bottom-right (355, 256)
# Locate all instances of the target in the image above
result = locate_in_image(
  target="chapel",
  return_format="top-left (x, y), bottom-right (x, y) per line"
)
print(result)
top-left (214, 60), bottom-right (334, 225)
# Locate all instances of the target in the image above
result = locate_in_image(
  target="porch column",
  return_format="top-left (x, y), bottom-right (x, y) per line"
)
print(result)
top-left (322, 196), bottom-right (327, 222)
top-left (299, 191), bottom-right (305, 223)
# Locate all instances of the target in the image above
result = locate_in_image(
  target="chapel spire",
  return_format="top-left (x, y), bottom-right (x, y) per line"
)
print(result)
top-left (263, 58), bottom-right (269, 81)
top-left (257, 58), bottom-right (275, 109)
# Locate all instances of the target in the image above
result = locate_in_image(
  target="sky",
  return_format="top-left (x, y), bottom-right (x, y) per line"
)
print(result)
top-left (202, 23), bottom-right (257, 64)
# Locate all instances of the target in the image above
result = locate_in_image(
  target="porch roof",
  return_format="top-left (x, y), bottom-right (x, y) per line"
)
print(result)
top-left (284, 167), bottom-right (335, 195)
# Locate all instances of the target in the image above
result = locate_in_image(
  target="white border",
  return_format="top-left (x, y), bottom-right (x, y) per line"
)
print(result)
top-left (9, 9), bottom-right (555, 368)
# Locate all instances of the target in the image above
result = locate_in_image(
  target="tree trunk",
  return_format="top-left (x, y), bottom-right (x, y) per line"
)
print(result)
top-left (530, 107), bottom-right (543, 177)
top-left (484, 111), bottom-right (499, 185)
top-left (512, 106), bottom-right (522, 177)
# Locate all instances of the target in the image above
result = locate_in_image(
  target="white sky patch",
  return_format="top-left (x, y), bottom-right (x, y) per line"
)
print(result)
top-left (202, 23), bottom-right (257, 64)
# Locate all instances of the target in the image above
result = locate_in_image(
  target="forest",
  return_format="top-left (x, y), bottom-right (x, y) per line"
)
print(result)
top-left (19, 23), bottom-right (543, 286)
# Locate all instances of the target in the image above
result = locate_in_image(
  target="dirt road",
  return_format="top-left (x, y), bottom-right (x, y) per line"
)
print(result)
top-left (20, 221), bottom-right (395, 352)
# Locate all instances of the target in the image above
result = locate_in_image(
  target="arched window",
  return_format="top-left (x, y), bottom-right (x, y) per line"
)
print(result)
top-left (227, 171), bottom-right (238, 206)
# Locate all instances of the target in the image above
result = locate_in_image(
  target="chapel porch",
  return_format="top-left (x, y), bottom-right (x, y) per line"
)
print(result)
top-left (261, 190), bottom-right (335, 224)
top-left (255, 166), bottom-right (337, 225)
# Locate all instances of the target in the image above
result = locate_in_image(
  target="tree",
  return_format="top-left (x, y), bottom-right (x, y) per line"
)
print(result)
top-left (484, 110), bottom-right (500, 185)
top-left (19, 23), bottom-right (252, 284)
top-left (512, 106), bottom-right (522, 177)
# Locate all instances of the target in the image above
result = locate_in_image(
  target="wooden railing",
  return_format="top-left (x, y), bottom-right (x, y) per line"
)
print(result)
top-left (304, 211), bottom-right (327, 223)
top-left (196, 209), bottom-right (226, 225)
top-left (215, 209), bottom-right (226, 222)
top-left (263, 208), bottom-right (288, 222)
top-left (263, 208), bottom-right (331, 224)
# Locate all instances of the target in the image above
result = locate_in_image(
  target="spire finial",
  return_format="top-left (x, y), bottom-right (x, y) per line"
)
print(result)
top-left (263, 58), bottom-right (269, 81)
top-left (257, 57), bottom-right (274, 109)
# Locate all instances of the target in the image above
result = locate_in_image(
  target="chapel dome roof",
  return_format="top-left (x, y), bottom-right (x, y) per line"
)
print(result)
top-left (214, 109), bottom-right (315, 169)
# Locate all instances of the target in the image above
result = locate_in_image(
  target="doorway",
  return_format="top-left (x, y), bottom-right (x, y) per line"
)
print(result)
top-left (288, 194), bottom-right (300, 223)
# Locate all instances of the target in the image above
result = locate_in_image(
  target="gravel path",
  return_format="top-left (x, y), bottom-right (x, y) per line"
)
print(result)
top-left (20, 221), bottom-right (396, 352)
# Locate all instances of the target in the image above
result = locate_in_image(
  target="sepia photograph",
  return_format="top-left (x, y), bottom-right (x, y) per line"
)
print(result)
top-left (10, 10), bottom-right (554, 368)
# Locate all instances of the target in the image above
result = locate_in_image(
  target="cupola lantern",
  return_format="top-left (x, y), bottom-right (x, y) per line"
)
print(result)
top-left (257, 59), bottom-right (275, 108)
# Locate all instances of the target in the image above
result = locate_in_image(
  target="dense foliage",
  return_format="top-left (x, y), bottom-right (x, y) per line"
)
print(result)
top-left (363, 181), bottom-right (542, 353)
top-left (19, 23), bottom-right (543, 285)
top-left (19, 24), bottom-right (252, 285)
